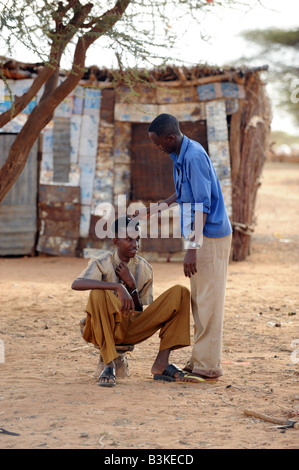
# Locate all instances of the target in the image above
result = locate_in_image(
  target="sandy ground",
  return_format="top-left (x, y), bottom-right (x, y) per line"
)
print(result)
top-left (0, 161), bottom-right (298, 450)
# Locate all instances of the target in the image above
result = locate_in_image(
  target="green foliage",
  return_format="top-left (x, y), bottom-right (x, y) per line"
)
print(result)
top-left (241, 28), bottom-right (299, 127)
top-left (271, 130), bottom-right (299, 147)
top-left (242, 28), bottom-right (299, 49)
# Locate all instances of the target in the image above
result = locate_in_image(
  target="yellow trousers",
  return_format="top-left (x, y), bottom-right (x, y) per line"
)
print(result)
top-left (83, 285), bottom-right (191, 364)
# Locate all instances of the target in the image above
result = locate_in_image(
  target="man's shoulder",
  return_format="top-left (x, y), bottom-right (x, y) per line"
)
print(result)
top-left (185, 138), bottom-right (209, 167)
top-left (89, 250), bottom-right (113, 266)
top-left (186, 137), bottom-right (207, 156)
top-left (135, 254), bottom-right (153, 272)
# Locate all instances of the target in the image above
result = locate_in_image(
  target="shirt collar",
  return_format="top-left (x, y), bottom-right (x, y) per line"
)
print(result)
top-left (170, 135), bottom-right (189, 166)
top-left (112, 249), bottom-right (136, 268)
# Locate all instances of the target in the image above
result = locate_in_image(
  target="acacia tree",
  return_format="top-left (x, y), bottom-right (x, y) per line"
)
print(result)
top-left (0, 0), bottom-right (244, 202)
top-left (241, 28), bottom-right (299, 127)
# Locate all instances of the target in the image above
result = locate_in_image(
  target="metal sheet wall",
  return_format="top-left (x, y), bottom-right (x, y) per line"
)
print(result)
top-left (0, 134), bottom-right (38, 255)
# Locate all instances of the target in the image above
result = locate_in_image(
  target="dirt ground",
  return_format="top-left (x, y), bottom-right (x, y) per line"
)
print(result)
top-left (0, 161), bottom-right (298, 450)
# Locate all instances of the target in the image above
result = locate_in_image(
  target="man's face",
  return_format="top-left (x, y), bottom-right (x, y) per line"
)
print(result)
top-left (114, 227), bottom-right (141, 260)
top-left (149, 131), bottom-right (176, 155)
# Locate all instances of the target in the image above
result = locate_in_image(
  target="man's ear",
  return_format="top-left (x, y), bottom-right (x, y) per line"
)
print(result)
top-left (167, 134), bottom-right (176, 143)
top-left (113, 237), bottom-right (119, 247)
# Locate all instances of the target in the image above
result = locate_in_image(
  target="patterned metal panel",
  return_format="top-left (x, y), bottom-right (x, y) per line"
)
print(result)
top-left (205, 100), bottom-right (232, 217)
top-left (0, 134), bottom-right (38, 255)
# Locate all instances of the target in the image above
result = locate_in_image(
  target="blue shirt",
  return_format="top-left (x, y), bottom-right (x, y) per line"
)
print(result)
top-left (170, 136), bottom-right (232, 239)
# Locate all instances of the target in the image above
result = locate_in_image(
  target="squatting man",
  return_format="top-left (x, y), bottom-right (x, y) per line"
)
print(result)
top-left (72, 216), bottom-right (200, 387)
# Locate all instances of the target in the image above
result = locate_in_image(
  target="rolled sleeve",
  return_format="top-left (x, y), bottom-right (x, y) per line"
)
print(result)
top-left (77, 258), bottom-right (103, 281)
top-left (139, 278), bottom-right (153, 306)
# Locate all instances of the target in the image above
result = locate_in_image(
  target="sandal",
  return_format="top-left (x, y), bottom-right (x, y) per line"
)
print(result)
top-left (153, 364), bottom-right (187, 382)
top-left (97, 366), bottom-right (116, 387)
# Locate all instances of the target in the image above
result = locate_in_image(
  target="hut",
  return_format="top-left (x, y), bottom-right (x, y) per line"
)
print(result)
top-left (0, 60), bottom-right (271, 261)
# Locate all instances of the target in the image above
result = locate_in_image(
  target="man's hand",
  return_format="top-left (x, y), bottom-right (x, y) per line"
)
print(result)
top-left (132, 207), bottom-right (150, 220)
top-left (183, 249), bottom-right (197, 278)
top-left (116, 284), bottom-right (135, 317)
top-left (115, 262), bottom-right (136, 291)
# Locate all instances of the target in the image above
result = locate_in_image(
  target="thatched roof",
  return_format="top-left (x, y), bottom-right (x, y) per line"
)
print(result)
top-left (0, 56), bottom-right (268, 84)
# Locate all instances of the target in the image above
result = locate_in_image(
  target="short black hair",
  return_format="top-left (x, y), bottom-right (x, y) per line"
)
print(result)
top-left (148, 113), bottom-right (180, 137)
top-left (113, 216), bottom-right (140, 238)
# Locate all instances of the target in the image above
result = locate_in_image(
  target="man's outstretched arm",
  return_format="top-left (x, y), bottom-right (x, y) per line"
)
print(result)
top-left (71, 278), bottom-right (135, 316)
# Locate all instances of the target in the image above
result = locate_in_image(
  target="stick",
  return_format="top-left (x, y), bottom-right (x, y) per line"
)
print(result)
top-left (70, 345), bottom-right (89, 352)
top-left (244, 409), bottom-right (286, 425)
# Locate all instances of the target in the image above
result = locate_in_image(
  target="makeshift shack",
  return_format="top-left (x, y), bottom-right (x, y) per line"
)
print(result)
top-left (0, 61), bottom-right (271, 261)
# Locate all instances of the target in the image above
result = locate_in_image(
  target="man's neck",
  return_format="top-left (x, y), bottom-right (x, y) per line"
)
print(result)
top-left (174, 134), bottom-right (183, 155)
top-left (117, 250), bottom-right (130, 263)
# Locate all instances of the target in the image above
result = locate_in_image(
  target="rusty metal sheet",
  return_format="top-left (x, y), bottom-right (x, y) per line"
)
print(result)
top-left (98, 126), bottom-right (114, 147)
top-left (100, 89), bottom-right (115, 125)
top-left (113, 122), bottom-right (131, 164)
top-left (37, 184), bottom-right (81, 256)
top-left (140, 237), bottom-right (183, 253)
top-left (92, 170), bottom-right (114, 209)
top-left (158, 102), bottom-right (205, 121)
top-left (39, 201), bottom-right (81, 222)
top-left (40, 218), bottom-right (80, 238)
top-left (115, 103), bottom-right (158, 122)
top-left (39, 184), bottom-right (80, 204)
top-left (115, 102), bottom-right (205, 122)
top-left (180, 121), bottom-right (208, 152)
top-left (37, 236), bottom-right (78, 256)
top-left (156, 86), bottom-right (199, 104)
top-left (114, 163), bottom-right (131, 199)
top-left (116, 85), bottom-right (157, 104)
top-left (95, 149), bottom-right (114, 171)
top-left (130, 121), bottom-right (208, 202)
top-left (88, 214), bottom-right (101, 240)
top-left (130, 123), bottom-right (175, 201)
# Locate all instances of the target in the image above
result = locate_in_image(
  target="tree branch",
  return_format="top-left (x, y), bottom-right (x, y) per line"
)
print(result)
top-left (82, 0), bottom-right (131, 48)
top-left (0, 0), bottom-right (132, 202)
top-left (0, 64), bottom-right (55, 128)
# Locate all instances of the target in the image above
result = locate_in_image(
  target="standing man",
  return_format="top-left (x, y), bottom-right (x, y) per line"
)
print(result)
top-left (136, 113), bottom-right (232, 381)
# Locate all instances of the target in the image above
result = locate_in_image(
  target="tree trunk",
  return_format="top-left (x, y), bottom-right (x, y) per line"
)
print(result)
top-left (231, 73), bottom-right (271, 261)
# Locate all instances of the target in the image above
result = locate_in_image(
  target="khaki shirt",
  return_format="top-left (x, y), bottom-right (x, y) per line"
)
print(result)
top-left (77, 250), bottom-right (153, 306)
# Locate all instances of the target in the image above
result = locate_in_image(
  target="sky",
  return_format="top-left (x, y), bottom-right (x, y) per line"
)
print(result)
top-left (2, 0), bottom-right (299, 135)
top-left (165, 0), bottom-right (299, 135)
top-left (86, 0), bottom-right (299, 135)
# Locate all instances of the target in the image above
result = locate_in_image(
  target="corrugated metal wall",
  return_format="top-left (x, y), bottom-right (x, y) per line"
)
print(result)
top-left (0, 134), bottom-right (38, 255)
